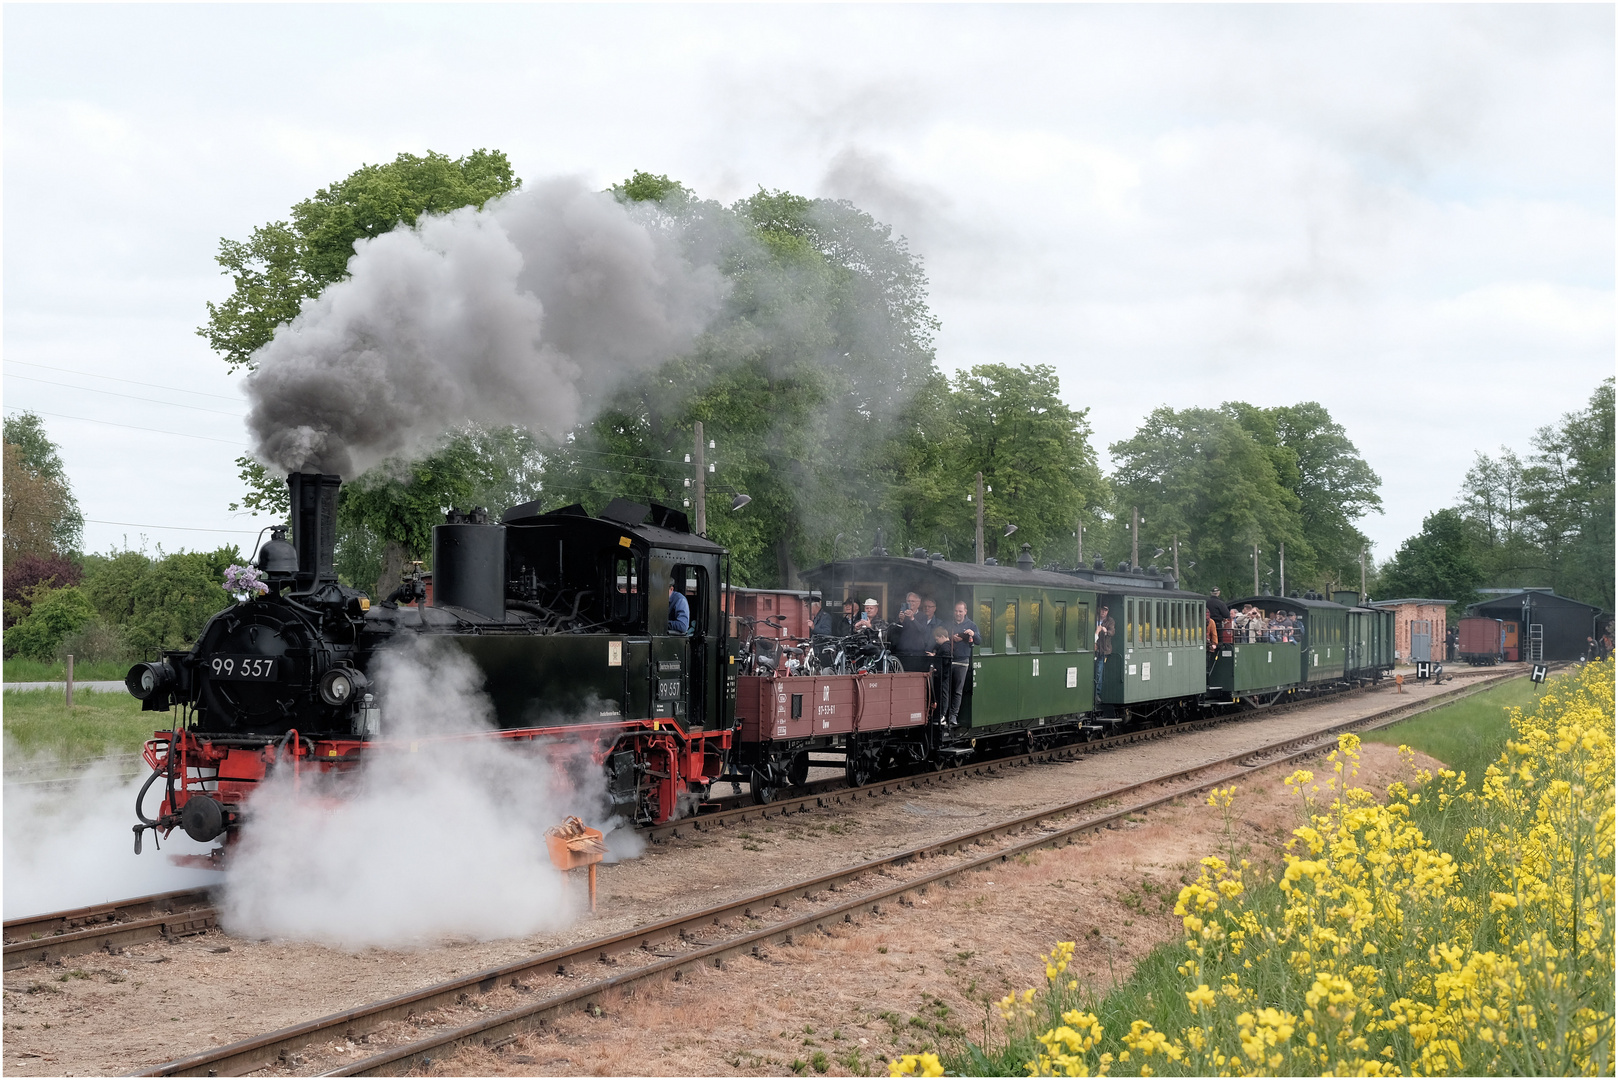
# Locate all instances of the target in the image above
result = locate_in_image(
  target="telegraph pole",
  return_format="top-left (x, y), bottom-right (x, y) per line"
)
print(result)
top-left (1279, 542), bottom-right (1285, 597)
top-left (693, 421), bottom-right (706, 536)
top-left (1131, 507), bottom-right (1139, 570)
top-left (1360, 548), bottom-right (1367, 603)
top-left (1076, 520), bottom-right (1084, 569)
top-left (975, 472), bottom-right (985, 565)
top-left (1172, 535), bottom-right (1179, 582)
top-left (1253, 542), bottom-right (1260, 595)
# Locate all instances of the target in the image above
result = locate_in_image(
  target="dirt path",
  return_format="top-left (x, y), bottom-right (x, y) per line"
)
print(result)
top-left (0, 673), bottom-right (1490, 1076)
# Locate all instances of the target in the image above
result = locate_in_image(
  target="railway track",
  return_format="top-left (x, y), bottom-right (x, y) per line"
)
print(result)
top-left (116, 667), bottom-right (1525, 1077)
top-left (1, 667), bottom-right (1510, 974)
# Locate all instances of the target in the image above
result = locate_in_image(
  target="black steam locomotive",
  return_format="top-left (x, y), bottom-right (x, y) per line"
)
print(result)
top-left (128, 472), bottom-right (734, 857)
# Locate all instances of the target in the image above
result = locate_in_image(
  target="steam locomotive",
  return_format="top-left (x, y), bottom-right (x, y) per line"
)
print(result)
top-left (128, 472), bottom-right (1394, 860)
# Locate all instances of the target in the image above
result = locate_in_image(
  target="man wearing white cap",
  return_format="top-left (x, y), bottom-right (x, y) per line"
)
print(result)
top-left (855, 597), bottom-right (884, 631)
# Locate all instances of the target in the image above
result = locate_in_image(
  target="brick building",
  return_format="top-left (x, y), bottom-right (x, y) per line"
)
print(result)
top-left (1370, 599), bottom-right (1456, 663)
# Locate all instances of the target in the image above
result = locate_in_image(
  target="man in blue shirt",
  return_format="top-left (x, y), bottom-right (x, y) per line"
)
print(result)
top-left (944, 600), bottom-right (979, 725)
top-left (667, 582), bottom-right (691, 634)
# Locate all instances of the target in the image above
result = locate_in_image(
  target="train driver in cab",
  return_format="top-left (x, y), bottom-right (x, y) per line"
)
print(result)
top-left (667, 581), bottom-right (691, 634)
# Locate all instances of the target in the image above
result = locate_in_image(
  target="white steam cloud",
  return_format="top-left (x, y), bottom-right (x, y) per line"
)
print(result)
top-left (3, 754), bottom-right (220, 920)
top-left (244, 177), bottom-right (725, 477)
top-left (218, 637), bottom-right (635, 948)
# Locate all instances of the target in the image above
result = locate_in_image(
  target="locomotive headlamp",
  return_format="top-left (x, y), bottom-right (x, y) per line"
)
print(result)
top-left (125, 660), bottom-right (174, 700)
top-left (318, 666), bottom-right (369, 707)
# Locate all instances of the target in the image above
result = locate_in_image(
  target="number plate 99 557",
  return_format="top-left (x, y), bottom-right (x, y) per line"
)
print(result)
top-left (209, 655), bottom-right (277, 681)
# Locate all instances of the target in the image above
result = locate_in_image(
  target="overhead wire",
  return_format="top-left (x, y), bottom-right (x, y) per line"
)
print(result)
top-left (2, 406), bottom-right (244, 446)
top-left (86, 518), bottom-right (263, 535)
top-left (7, 359), bottom-right (245, 402)
top-left (7, 374), bottom-right (246, 417)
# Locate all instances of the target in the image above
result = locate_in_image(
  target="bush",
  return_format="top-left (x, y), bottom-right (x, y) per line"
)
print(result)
top-left (6, 585), bottom-right (96, 661)
top-left (56, 615), bottom-right (131, 666)
top-left (81, 545), bottom-right (239, 658)
top-left (2, 552), bottom-right (83, 629)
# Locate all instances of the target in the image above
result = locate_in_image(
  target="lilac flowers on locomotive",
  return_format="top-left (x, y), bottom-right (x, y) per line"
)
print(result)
top-left (223, 564), bottom-right (269, 602)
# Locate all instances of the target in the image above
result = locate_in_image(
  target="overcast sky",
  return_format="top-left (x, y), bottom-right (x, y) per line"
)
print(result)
top-left (6, 4), bottom-right (1612, 565)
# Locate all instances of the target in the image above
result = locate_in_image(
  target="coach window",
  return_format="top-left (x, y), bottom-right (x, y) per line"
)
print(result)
top-left (978, 598), bottom-right (994, 654)
top-left (1074, 602), bottom-right (1091, 652)
top-left (1002, 599), bottom-right (1018, 653)
top-left (1174, 603), bottom-right (1183, 645)
top-left (1029, 596), bottom-right (1043, 653)
top-left (1141, 601), bottom-right (1152, 648)
top-left (1053, 601), bottom-right (1068, 652)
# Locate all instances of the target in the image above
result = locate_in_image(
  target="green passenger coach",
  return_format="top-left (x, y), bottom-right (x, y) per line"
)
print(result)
top-left (801, 553), bottom-right (1099, 741)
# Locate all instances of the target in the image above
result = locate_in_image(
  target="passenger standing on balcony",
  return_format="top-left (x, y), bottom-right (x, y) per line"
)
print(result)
top-left (1094, 604), bottom-right (1115, 696)
top-left (1207, 587), bottom-right (1230, 627)
top-left (894, 591), bottom-right (934, 672)
top-left (944, 601), bottom-right (979, 725)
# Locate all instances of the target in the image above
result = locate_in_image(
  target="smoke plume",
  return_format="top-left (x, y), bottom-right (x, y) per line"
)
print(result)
top-left (244, 177), bottom-right (725, 477)
top-left (217, 637), bottom-right (633, 948)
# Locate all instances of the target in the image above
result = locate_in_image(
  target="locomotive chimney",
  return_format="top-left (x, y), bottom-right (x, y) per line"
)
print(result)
top-left (286, 472), bottom-right (341, 591)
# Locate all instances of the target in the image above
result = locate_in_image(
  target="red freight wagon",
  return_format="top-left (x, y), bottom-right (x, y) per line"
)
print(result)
top-left (1457, 616), bottom-right (1505, 665)
top-left (733, 671), bottom-right (932, 797)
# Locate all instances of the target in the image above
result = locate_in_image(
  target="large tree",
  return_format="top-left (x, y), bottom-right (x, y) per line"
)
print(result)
top-left (1378, 508), bottom-right (1485, 609)
top-left (203, 150), bottom-right (535, 594)
top-left (1108, 407), bottom-right (1306, 596)
top-left (541, 173), bottom-right (952, 587)
top-left (948, 364), bottom-right (1108, 565)
top-left (2, 411), bottom-right (84, 557)
top-left (1225, 401), bottom-right (1381, 588)
top-left (1454, 378), bottom-right (1614, 611)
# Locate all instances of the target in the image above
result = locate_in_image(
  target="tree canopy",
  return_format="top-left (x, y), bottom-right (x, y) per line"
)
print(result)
top-left (1378, 508), bottom-right (1486, 606)
top-left (203, 150), bottom-right (538, 594)
top-left (3, 412), bottom-right (83, 560)
top-left (1454, 378), bottom-right (1613, 611)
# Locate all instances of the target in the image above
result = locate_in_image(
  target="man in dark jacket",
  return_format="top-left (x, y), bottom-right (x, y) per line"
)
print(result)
top-left (1094, 604), bottom-right (1115, 697)
top-left (831, 598), bottom-right (859, 636)
top-left (809, 594), bottom-right (836, 637)
top-left (1207, 587), bottom-right (1230, 625)
top-left (894, 590), bottom-right (935, 671)
top-left (943, 601), bottom-right (979, 725)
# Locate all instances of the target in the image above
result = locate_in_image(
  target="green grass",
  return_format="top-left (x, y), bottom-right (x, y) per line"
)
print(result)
top-left (4, 657), bottom-right (132, 683)
top-left (1362, 672), bottom-right (1542, 789)
top-left (3, 689), bottom-right (162, 764)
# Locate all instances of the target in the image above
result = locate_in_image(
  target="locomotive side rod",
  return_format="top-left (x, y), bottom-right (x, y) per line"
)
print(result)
top-left (133, 669), bottom-right (1530, 1078)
